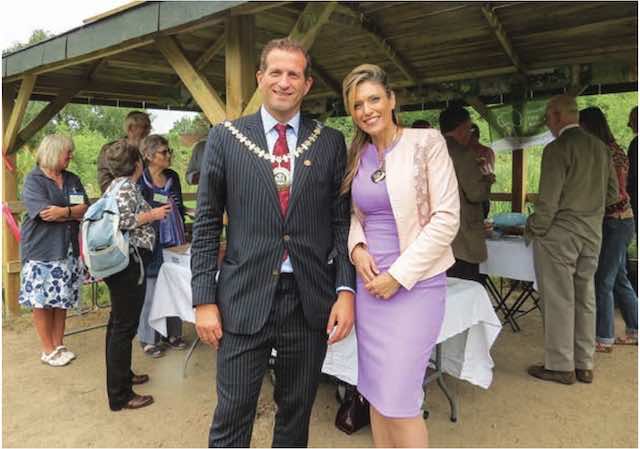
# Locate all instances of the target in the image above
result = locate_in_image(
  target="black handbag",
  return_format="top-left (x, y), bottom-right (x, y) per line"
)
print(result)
top-left (334, 384), bottom-right (370, 435)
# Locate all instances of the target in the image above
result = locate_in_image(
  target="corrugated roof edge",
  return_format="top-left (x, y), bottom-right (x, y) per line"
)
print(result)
top-left (2, 0), bottom-right (246, 78)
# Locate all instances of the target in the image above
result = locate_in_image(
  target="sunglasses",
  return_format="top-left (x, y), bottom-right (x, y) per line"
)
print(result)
top-left (156, 148), bottom-right (173, 156)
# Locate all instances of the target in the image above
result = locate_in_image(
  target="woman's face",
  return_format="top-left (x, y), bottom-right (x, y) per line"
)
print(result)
top-left (149, 145), bottom-right (172, 170)
top-left (350, 80), bottom-right (396, 139)
top-left (57, 147), bottom-right (73, 171)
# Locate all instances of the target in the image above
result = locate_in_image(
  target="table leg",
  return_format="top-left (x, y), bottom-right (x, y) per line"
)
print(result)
top-left (485, 277), bottom-right (519, 332)
top-left (423, 343), bottom-right (458, 423)
top-left (183, 336), bottom-right (201, 378)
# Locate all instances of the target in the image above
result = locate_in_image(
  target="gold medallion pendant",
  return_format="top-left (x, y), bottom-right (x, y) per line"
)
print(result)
top-left (273, 166), bottom-right (291, 191)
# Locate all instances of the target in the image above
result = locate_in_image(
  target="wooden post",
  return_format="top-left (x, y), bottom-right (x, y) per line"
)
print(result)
top-left (156, 35), bottom-right (226, 124)
top-left (225, 15), bottom-right (256, 119)
top-left (512, 149), bottom-right (527, 212)
top-left (2, 76), bottom-right (35, 316)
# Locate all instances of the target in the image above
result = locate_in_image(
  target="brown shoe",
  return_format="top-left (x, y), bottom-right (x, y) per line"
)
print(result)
top-left (527, 364), bottom-right (576, 385)
top-left (116, 393), bottom-right (154, 411)
top-left (575, 369), bottom-right (593, 383)
top-left (131, 374), bottom-right (149, 385)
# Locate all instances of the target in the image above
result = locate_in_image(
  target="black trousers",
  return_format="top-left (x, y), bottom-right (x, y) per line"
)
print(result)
top-left (104, 249), bottom-right (150, 410)
top-left (447, 258), bottom-right (487, 285)
top-left (209, 274), bottom-right (328, 448)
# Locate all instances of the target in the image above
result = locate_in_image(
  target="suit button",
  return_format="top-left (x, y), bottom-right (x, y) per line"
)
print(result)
top-left (272, 269), bottom-right (279, 277)
top-left (283, 235), bottom-right (290, 242)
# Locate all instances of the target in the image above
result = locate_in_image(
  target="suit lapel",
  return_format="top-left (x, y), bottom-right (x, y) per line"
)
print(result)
top-left (286, 116), bottom-right (318, 221)
top-left (243, 113), bottom-right (281, 214)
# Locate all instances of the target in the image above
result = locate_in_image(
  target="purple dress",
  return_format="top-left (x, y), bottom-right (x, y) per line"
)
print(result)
top-left (352, 141), bottom-right (446, 418)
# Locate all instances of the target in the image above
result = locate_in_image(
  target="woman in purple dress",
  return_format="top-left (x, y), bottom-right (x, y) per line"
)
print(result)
top-left (342, 64), bottom-right (460, 447)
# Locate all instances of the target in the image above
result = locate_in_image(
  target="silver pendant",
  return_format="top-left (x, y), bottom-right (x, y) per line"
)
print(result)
top-left (371, 168), bottom-right (386, 183)
top-left (273, 166), bottom-right (291, 191)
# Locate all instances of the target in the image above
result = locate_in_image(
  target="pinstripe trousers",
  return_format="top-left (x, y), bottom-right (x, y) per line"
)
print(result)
top-left (209, 274), bottom-right (328, 448)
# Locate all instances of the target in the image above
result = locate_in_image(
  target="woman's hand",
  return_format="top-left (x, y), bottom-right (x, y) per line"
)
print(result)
top-left (150, 204), bottom-right (172, 221)
top-left (365, 272), bottom-right (401, 300)
top-left (351, 244), bottom-right (379, 283)
top-left (39, 206), bottom-right (67, 222)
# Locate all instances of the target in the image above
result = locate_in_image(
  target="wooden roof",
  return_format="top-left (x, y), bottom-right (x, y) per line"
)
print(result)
top-left (2, 1), bottom-right (638, 114)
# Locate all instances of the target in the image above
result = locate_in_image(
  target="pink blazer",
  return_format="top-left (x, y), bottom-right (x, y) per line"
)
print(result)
top-left (348, 128), bottom-right (460, 290)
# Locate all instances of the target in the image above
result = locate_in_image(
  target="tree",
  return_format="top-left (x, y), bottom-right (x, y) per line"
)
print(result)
top-left (3, 29), bottom-right (54, 55)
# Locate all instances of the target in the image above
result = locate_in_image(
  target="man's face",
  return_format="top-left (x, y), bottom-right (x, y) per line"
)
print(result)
top-left (257, 48), bottom-right (313, 121)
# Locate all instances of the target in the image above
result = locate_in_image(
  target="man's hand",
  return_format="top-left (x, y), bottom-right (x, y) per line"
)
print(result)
top-left (39, 206), bottom-right (66, 222)
top-left (351, 244), bottom-right (379, 283)
top-left (195, 304), bottom-right (223, 350)
top-left (365, 272), bottom-right (401, 300)
top-left (326, 291), bottom-right (355, 345)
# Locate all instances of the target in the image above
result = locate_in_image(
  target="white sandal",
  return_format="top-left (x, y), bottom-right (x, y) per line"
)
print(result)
top-left (40, 349), bottom-right (70, 367)
top-left (55, 345), bottom-right (76, 362)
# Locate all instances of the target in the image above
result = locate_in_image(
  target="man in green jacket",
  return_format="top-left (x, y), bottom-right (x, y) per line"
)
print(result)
top-left (526, 95), bottom-right (618, 385)
top-left (440, 106), bottom-right (493, 284)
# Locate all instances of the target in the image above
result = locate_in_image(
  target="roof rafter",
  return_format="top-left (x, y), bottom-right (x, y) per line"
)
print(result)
top-left (338, 3), bottom-right (420, 85)
top-left (480, 3), bottom-right (527, 78)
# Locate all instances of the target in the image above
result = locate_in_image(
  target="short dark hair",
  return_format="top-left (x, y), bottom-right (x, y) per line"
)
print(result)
top-left (411, 119), bottom-right (431, 129)
top-left (579, 107), bottom-right (615, 146)
top-left (105, 139), bottom-right (142, 177)
top-left (259, 38), bottom-right (312, 79)
top-left (439, 106), bottom-right (471, 134)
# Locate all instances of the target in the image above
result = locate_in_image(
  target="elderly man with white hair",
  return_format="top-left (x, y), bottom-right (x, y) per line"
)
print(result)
top-left (525, 95), bottom-right (619, 385)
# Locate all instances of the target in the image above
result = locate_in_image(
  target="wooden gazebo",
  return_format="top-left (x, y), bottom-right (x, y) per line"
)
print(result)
top-left (2, 1), bottom-right (638, 315)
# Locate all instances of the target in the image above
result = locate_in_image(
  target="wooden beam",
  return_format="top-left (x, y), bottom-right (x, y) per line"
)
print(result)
top-left (83, 0), bottom-right (144, 24)
top-left (340, 3), bottom-right (420, 85)
top-left (312, 63), bottom-right (342, 96)
top-left (480, 3), bottom-right (527, 77)
top-left (156, 35), bottom-right (226, 124)
top-left (242, 1), bottom-right (337, 116)
top-left (195, 33), bottom-right (226, 73)
top-left (225, 15), bottom-right (256, 119)
top-left (511, 149), bottom-right (527, 212)
top-left (2, 37), bottom-right (155, 84)
top-left (11, 85), bottom-right (86, 154)
top-left (230, 1), bottom-right (290, 16)
top-left (2, 81), bottom-right (25, 317)
top-left (3, 75), bottom-right (36, 155)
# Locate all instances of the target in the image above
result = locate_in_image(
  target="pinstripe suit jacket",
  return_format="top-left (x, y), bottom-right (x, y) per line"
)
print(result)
top-left (191, 111), bottom-right (356, 335)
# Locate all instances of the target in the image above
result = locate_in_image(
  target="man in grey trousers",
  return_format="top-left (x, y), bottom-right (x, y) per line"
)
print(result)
top-left (190, 38), bottom-right (356, 447)
top-left (525, 95), bottom-right (618, 385)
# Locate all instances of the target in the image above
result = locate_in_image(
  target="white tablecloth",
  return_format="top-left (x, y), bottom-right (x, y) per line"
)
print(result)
top-left (480, 237), bottom-right (537, 288)
top-left (149, 264), bottom-right (502, 389)
top-left (322, 277), bottom-right (502, 389)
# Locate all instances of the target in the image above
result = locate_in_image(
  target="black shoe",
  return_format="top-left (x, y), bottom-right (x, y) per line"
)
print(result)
top-left (575, 369), bottom-right (593, 383)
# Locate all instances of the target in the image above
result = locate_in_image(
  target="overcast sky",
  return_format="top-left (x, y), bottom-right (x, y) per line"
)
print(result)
top-left (1, 0), bottom-right (195, 133)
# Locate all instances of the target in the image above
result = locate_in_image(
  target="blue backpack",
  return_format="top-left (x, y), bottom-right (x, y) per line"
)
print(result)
top-left (81, 179), bottom-right (131, 279)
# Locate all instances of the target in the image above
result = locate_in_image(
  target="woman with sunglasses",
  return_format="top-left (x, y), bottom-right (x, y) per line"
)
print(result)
top-left (137, 134), bottom-right (188, 358)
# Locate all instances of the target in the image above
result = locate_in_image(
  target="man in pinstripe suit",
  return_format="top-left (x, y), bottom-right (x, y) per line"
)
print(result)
top-left (191, 38), bottom-right (356, 448)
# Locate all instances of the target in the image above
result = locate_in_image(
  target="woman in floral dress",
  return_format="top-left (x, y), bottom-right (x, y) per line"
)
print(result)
top-left (19, 134), bottom-right (89, 367)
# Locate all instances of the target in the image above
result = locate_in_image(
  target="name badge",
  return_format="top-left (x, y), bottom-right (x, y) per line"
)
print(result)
top-left (69, 194), bottom-right (84, 204)
top-left (153, 193), bottom-right (168, 204)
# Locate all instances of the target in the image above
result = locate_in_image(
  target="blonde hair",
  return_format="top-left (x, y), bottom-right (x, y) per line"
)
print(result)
top-left (36, 134), bottom-right (74, 170)
top-left (340, 64), bottom-right (399, 194)
top-left (123, 111), bottom-right (150, 134)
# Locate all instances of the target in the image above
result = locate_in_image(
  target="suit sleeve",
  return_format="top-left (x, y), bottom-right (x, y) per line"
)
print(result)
top-left (331, 133), bottom-right (357, 291)
top-left (191, 127), bottom-right (226, 307)
top-left (456, 150), bottom-right (491, 204)
top-left (388, 134), bottom-right (461, 290)
top-left (526, 141), bottom-right (565, 238)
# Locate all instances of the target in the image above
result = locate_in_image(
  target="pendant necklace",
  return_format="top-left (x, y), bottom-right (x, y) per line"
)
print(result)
top-left (371, 126), bottom-right (402, 184)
